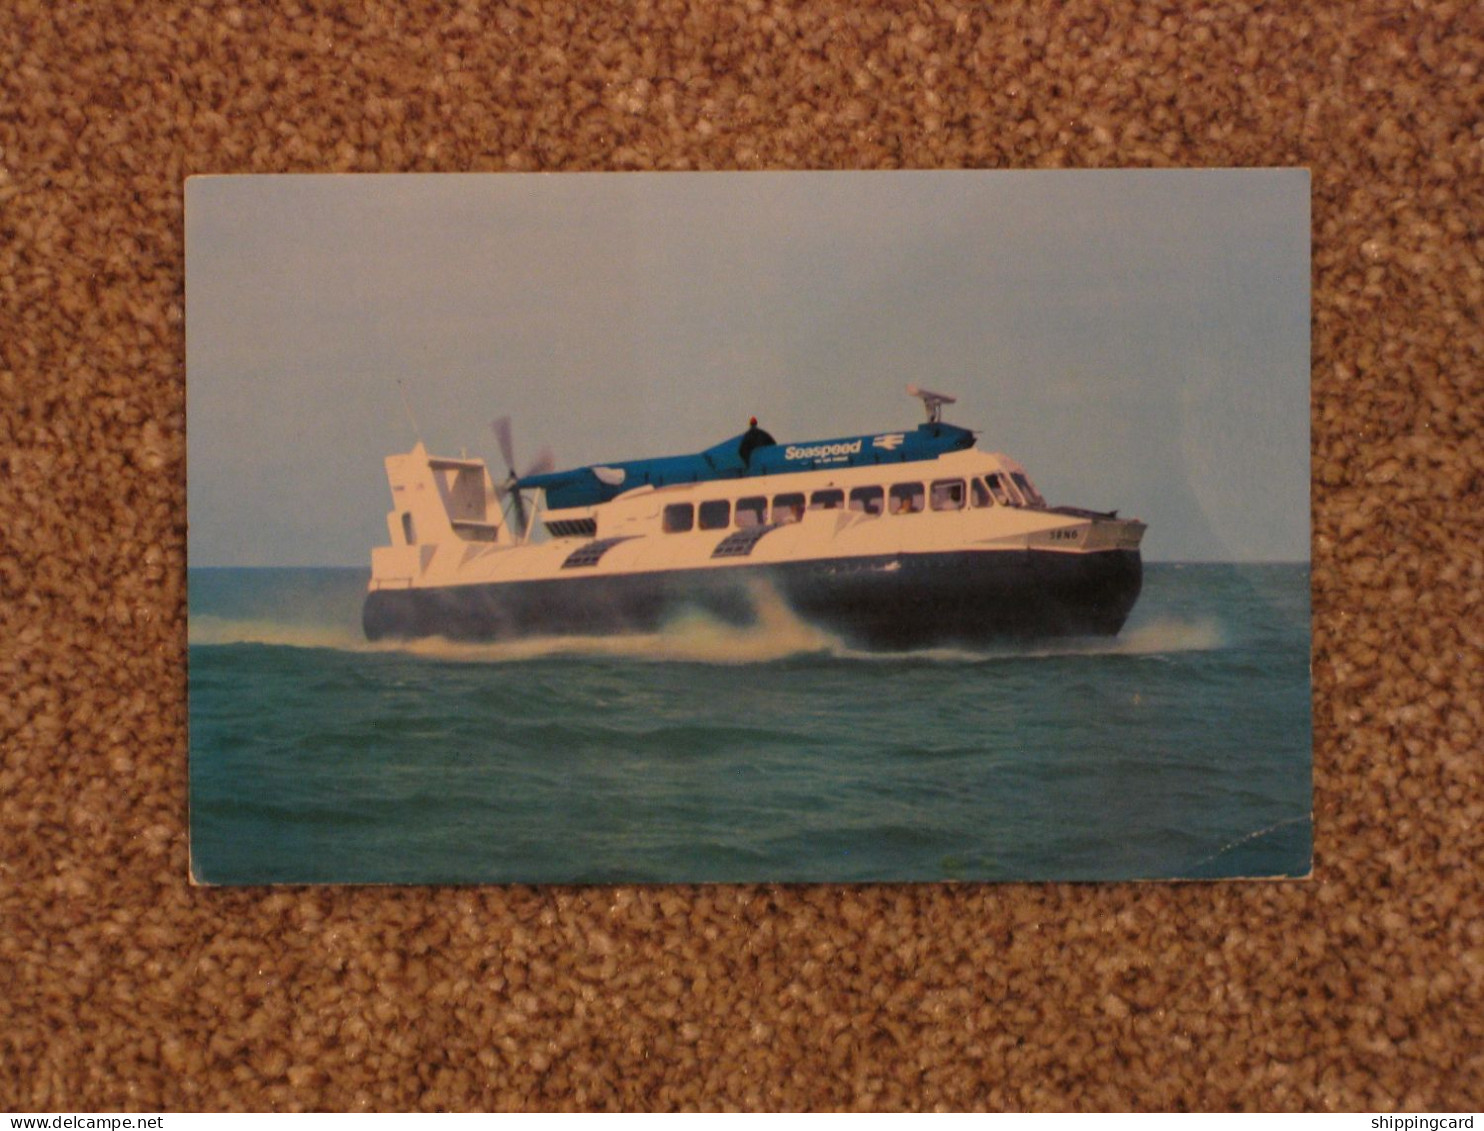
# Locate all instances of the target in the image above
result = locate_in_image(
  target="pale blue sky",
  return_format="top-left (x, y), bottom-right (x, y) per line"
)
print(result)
top-left (186, 170), bottom-right (1309, 566)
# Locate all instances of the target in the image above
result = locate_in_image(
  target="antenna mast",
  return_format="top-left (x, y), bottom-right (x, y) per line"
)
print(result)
top-left (396, 379), bottom-right (422, 441)
top-left (906, 384), bottom-right (957, 424)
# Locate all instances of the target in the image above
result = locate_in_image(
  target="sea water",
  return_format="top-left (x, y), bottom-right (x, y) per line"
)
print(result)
top-left (187, 563), bottom-right (1311, 885)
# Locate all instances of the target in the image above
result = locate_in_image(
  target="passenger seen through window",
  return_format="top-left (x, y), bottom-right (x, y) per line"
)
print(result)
top-left (772, 493), bottom-right (805, 523)
top-left (888, 483), bottom-right (924, 515)
top-left (735, 497), bottom-right (767, 527)
top-left (848, 486), bottom-right (884, 516)
top-left (930, 479), bottom-right (965, 511)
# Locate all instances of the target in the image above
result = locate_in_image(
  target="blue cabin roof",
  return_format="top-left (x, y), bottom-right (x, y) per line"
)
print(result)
top-left (519, 421), bottom-right (977, 511)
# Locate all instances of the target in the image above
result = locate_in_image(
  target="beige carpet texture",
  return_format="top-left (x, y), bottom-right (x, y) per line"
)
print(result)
top-left (3, 0), bottom-right (1481, 1112)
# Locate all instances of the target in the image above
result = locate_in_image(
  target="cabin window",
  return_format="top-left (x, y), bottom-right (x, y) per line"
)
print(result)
top-left (888, 482), bottom-right (925, 515)
top-left (735, 496), bottom-right (768, 528)
top-left (984, 473), bottom-right (1013, 506)
top-left (810, 488), bottom-right (844, 510)
top-left (1011, 472), bottom-right (1046, 508)
top-left (772, 493), bottom-right (805, 524)
top-left (401, 512), bottom-right (416, 544)
top-left (663, 503), bottom-right (694, 533)
top-left (848, 486), bottom-right (884, 516)
top-left (971, 478), bottom-right (994, 507)
top-left (930, 479), bottom-right (965, 511)
top-left (698, 500), bottom-right (730, 530)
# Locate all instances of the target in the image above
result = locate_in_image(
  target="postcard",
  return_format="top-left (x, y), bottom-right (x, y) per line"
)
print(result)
top-left (186, 169), bottom-right (1311, 884)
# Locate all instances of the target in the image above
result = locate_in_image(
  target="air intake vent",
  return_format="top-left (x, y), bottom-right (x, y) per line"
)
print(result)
top-left (544, 517), bottom-right (599, 538)
top-left (711, 523), bottom-right (781, 559)
top-left (561, 536), bottom-right (634, 569)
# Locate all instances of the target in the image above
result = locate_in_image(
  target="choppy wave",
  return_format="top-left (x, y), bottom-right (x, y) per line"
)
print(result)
top-left (189, 563), bottom-right (1312, 883)
top-left (189, 616), bottom-right (367, 651)
top-left (189, 565), bottom-right (1231, 665)
top-left (823, 617), bottom-right (1224, 664)
top-left (1079, 617), bottom-right (1225, 655)
top-left (190, 586), bottom-right (843, 665)
top-left (189, 606), bottom-right (1223, 666)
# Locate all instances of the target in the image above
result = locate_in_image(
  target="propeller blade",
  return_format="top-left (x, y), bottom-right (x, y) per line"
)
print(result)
top-left (491, 417), bottom-right (516, 475)
top-left (524, 446), bottom-right (555, 479)
top-left (490, 417), bottom-right (551, 538)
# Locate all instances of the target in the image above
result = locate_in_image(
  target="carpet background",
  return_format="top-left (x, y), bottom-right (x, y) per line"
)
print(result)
top-left (3, 0), bottom-right (1480, 1112)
